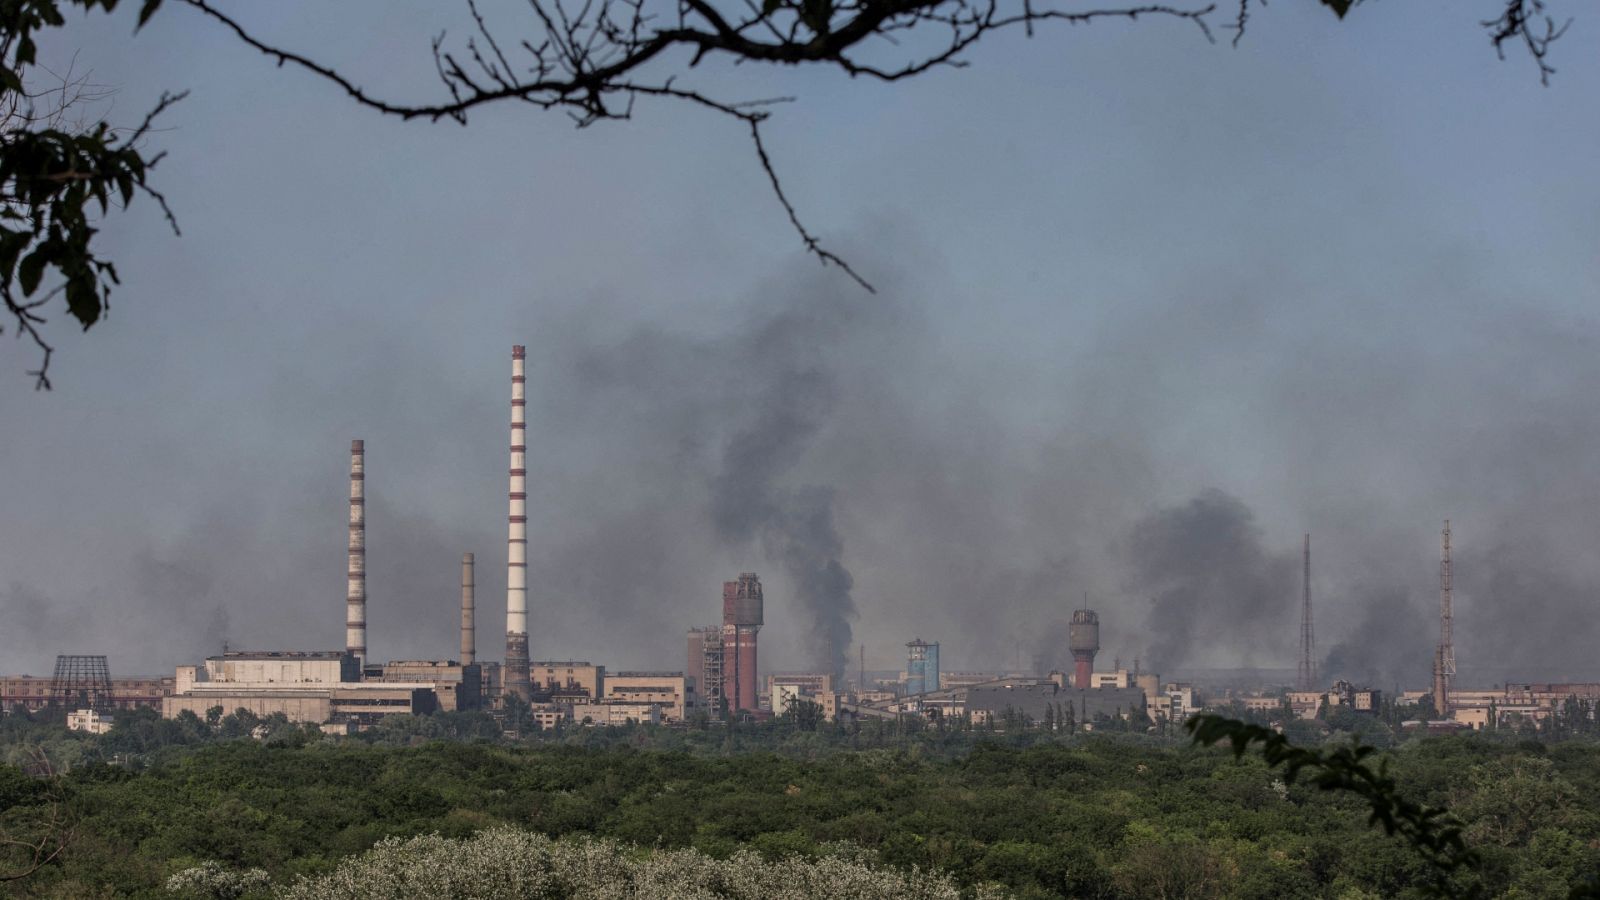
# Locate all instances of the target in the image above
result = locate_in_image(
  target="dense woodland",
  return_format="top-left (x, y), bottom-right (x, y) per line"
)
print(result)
top-left (3, 706), bottom-right (1600, 898)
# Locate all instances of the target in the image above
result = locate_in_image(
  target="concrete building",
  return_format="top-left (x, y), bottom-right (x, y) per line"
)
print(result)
top-left (604, 672), bottom-right (692, 722)
top-left (1155, 683), bottom-right (1200, 722)
top-left (1, 675), bottom-right (170, 712)
top-left (767, 673), bottom-right (839, 720)
top-left (905, 639), bottom-right (940, 696)
top-left (163, 651), bottom-right (438, 726)
top-left (163, 683), bottom-right (438, 725)
top-left (377, 660), bottom-right (482, 712)
top-left (529, 661), bottom-right (603, 701)
top-left (1239, 695), bottom-right (1283, 714)
top-left (193, 650), bottom-right (360, 686)
top-left (570, 701), bottom-right (661, 726)
top-left (1090, 669), bottom-right (1132, 689)
top-left (480, 662), bottom-right (503, 705)
top-left (67, 708), bottom-right (115, 734)
top-left (965, 679), bottom-right (1145, 728)
top-left (686, 627), bottom-right (724, 713)
top-left (530, 706), bottom-right (565, 730)
top-left (1287, 689), bottom-right (1323, 719)
top-left (939, 672), bottom-right (1002, 690)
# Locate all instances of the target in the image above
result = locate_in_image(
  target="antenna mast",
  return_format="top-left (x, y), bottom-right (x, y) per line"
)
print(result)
top-left (1432, 520), bottom-right (1454, 716)
top-left (1298, 533), bottom-right (1316, 691)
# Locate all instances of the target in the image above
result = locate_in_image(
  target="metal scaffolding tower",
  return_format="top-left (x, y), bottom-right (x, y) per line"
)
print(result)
top-left (1432, 520), bottom-right (1454, 716)
top-left (49, 654), bottom-right (113, 710)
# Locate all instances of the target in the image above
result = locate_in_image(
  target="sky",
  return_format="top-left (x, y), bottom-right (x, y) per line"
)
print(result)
top-left (2, 1), bottom-right (1598, 688)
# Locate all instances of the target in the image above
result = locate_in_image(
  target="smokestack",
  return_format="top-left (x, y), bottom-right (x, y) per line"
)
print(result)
top-left (346, 439), bottom-right (367, 669)
top-left (1068, 608), bottom-right (1099, 690)
top-left (504, 346), bottom-right (532, 701)
top-left (460, 552), bottom-right (475, 666)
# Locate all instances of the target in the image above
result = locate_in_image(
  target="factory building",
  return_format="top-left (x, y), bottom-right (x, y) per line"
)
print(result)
top-left (604, 672), bottom-right (692, 722)
top-left (570, 701), bottom-right (661, 726)
top-left (529, 661), bottom-right (604, 702)
top-left (938, 672), bottom-right (1002, 690)
top-left (965, 679), bottom-right (1146, 728)
top-left (161, 651), bottom-right (443, 726)
top-left (905, 639), bottom-right (940, 696)
top-left (767, 673), bottom-right (839, 720)
top-left (686, 626), bottom-right (724, 713)
top-left (376, 661), bottom-right (482, 712)
top-left (0, 675), bottom-right (171, 712)
top-left (722, 574), bottom-right (763, 714)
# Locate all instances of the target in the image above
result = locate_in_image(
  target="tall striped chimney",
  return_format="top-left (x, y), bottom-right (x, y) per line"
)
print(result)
top-left (346, 439), bottom-right (367, 670)
top-left (460, 552), bottom-right (476, 666)
top-left (504, 346), bottom-right (532, 700)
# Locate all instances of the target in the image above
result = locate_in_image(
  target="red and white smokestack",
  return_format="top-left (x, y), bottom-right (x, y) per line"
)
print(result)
top-left (346, 439), bottom-right (367, 669)
top-left (504, 346), bottom-right (532, 700)
top-left (460, 552), bottom-right (476, 666)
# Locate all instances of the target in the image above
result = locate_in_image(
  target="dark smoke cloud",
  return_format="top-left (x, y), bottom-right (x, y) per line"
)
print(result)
top-left (1123, 489), bottom-right (1298, 672)
top-left (706, 335), bottom-right (856, 678)
top-left (11, 244), bottom-right (1600, 688)
top-left (544, 268), bottom-right (869, 677)
top-left (1321, 584), bottom-right (1432, 690)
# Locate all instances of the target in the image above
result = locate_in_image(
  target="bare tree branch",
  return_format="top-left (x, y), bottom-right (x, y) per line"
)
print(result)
top-left (0, 748), bottom-right (75, 884)
top-left (177, 0), bottom-right (1219, 291)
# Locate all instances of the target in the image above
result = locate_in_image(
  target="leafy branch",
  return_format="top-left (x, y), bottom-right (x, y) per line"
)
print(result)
top-left (1185, 714), bottom-right (1480, 897)
top-left (1, 0), bottom-right (177, 389)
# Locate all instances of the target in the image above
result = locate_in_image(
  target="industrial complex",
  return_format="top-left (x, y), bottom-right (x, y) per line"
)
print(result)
top-left (6, 347), bottom-right (1598, 738)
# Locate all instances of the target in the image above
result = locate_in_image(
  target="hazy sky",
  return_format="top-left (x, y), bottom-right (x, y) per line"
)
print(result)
top-left (2, 1), bottom-right (1597, 686)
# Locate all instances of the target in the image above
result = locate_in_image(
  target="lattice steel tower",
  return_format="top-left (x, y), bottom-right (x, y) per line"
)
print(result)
top-left (49, 655), bottom-right (112, 710)
top-left (1432, 520), bottom-right (1454, 716)
top-left (1298, 533), bottom-right (1316, 692)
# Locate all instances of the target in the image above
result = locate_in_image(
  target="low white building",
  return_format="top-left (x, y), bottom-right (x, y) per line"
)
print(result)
top-left (569, 701), bottom-right (660, 726)
top-left (66, 708), bottom-right (114, 734)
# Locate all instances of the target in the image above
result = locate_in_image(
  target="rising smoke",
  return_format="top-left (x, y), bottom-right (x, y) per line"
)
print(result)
top-left (9, 246), bottom-right (1600, 685)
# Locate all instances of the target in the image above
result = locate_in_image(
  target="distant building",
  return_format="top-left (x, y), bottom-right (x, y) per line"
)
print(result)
top-left (905, 639), bottom-right (940, 696)
top-left (938, 672), bottom-right (1001, 690)
top-left (1239, 695), bottom-right (1283, 714)
top-left (605, 672), bottom-right (692, 722)
top-left (375, 661), bottom-right (483, 712)
top-left (1155, 683), bottom-right (1200, 722)
top-left (1090, 669), bottom-right (1132, 689)
top-left (529, 661), bottom-right (604, 702)
top-left (686, 627), bottom-right (724, 712)
top-left (570, 701), bottom-right (661, 726)
top-left (965, 679), bottom-right (1146, 728)
top-left (767, 673), bottom-right (839, 720)
top-left (162, 651), bottom-right (438, 727)
top-left (66, 708), bottom-right (114, 734)
top-left (1, 675), bottom-right (171, 712)
top-left (529, 705), bottom-right (565, 730)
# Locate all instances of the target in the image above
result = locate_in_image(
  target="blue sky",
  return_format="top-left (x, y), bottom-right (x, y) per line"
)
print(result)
top-left (2, 1), bottom-right (1597, 686)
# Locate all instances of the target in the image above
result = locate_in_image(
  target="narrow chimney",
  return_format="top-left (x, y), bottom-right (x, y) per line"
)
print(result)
top-left (346, 439), bottom-right (367, 669)
top-left (460, 552), bottom-right (476, 666)
top-left (504, 346), bottom-right (532, 700)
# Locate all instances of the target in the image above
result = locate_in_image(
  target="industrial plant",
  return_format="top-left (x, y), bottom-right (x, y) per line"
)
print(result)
top-left (6, 348), bottom-right (1599, 738)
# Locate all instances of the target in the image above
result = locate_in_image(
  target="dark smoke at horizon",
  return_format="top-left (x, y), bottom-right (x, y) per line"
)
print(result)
top-left (10, 247), bottom-right (1600, 684)
top-left (706, 331), bottom-right (858, 679)
top-left (1123, 489), bottom-right (1299, 673)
